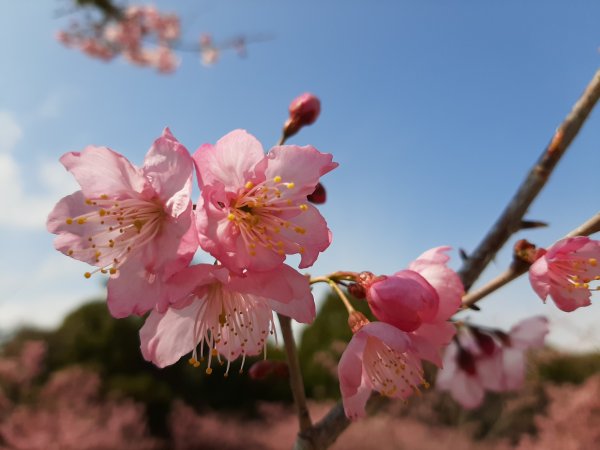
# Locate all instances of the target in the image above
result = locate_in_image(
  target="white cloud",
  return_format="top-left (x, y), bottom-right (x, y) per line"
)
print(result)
top-left (0, 113), bottom-right (77, 230)
top-left (0, 111), bottom-right (23, 153)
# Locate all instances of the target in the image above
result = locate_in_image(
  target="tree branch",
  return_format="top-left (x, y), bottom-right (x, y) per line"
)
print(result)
top-left (278, 314), bottom-right (312, 433)
top-left (458, 68), bottom-right (600, 291)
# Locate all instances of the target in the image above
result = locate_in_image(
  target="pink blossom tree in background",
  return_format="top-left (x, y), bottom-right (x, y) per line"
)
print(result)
top-left (45, 66), bottom-right (600, 448)
top-left (55, 0), bottom-right (269, 73)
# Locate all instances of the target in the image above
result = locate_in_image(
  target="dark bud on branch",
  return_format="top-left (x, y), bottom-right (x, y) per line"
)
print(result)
top-left (307, 182), bottom-right (327, 204)
top-left (248, 360), bottom-right (289, 381)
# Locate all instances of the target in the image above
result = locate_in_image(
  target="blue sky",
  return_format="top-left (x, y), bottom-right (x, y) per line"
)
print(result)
top-left (1, 0), bottom-right (600, 350)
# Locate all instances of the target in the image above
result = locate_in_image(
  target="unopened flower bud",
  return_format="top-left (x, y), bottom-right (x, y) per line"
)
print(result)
top-left (307, 182), bottom-right (327, 204)
top-left (348, 282), bottom-right (366, 299)
top-left (348, 311), bottom-right (369, 333)
top-left (248, 360), bottom-right (289, 381)
top-left (282, 93), bottom-right (321, 139)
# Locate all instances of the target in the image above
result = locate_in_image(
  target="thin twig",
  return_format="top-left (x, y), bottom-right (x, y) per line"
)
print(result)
top-left (458, 69), bottom-right (600, 291)
top-left (461, 211), bottom-right (600, 308)
top-left (277, 314), bottom-right (312, 433)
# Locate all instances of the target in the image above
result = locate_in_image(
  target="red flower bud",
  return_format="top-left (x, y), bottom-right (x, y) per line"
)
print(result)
top-left (307, 182), bottom-right (327, 204)
top-left (283, 93), bottom-right (321, 139)
top-left (248, 360), bottom-right (289, 381)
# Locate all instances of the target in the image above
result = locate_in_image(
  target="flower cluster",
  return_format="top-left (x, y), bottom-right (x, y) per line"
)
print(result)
top-left (48, 122), bottom-right (336, 375)
top-left (57, 5), bottom-right (180, 73)
top-left (338, 247), bottom-right (464, 418)
top-left (436, 317), bottom-right (549, 409)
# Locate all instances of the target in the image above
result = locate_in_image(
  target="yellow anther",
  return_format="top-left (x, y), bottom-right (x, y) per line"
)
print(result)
top-left (249, 250), bottom-right (256, 256)
top-left (227, 213), bottom-right (236, 221)
top-left (99, 209), bottom-right (107, 217)
top-left (84, 272), bottom-right (91, 279)
top-left (583, 283), bottom-right (590, 289)
top-left (299, 204), bottom-right (308, 211)
top-left (298, 246), bottom-right (305, 254)
top-left (67, 250), bottom-right (74, 256)
top-left (100, 269), bottom-right (107, 274)
top-left (95, 251), bottom-right (102, 258)
top-left (100, 194), bottom-right (108, 199)
top-left (286, 199), bottom-right (293, 206)
top-left (109, 268), bottom-right (117, 275)
top-left (206, 367), bottom-right (213, 375)
top-left (245, 181), bottom-right (254, 189)
top-left (211, 348), bottom-right (218, 356)
top-left (77, 218), bottom-right (86, 225)
top-left (65, 218), bottom-right (73, 225)
top-left (589, 258), bottom-right (597, 267)
top-left (188, 357), bottom-right (196, 365)
top-left (285, 182), bottom-right (295, 189)
top-left (85, 199), bottom-right (92, 205)
top-left (273, 176), bottom-right (282, 183)
top-left (294, 226), bottom-right (306, 234)
top-left (277, 241), bottom-right (284, 248)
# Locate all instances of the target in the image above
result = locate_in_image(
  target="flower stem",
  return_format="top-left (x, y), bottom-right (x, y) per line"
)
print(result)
top-left (277, 313), bottom-right (312, 433)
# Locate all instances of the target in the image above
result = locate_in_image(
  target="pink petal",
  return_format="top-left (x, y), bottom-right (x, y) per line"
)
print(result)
top-left (360, 322), bottom-right (412, 354)
top-left (338, 332), bottom-right (370, 419)
top-left (448, 370), bottom-right (485, 409)
top-left (277, 204), bottom-right (332, 269)
top-left (107, 257), bottom-right (171, 318)
top-left (367, 271), bottom-right (439, 333)
top-left (139, 302), bottom-right (202, 368)
top-left (60, 146), bottom-right (148, 198)
top-left (229, 265), bottom-right (316, 324)
top-left (549, 285), bottom-right (591, 312)
top-left (264, 145), bottom-right (338, 198)
top-left (142, 128), bottom-right (194, 217)
top-left (528, 257), bottom-right (550, 300)
top-left (509, 316), bottom-right (549, 349)
top-left (193, 130), bottom-right (266, 189)
top-left (409, 247), bottom-right (463, 322)
top-left (410, 322), bottom-right (456, 367)
top-left (138, 203), bottom-right (197, 276)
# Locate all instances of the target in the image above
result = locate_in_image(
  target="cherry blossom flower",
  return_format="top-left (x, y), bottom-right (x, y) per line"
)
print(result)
top-left (529, 236), bottom-right (600, 312)
top-left (436, 316), bottom-right (549, 409)
top-left (140, 263), bottom-right (315, 375)
top-left (47, 129), bottom-right (197, 317)
top-left (366, 270), bottom-right (439, 333)
top-left (193, 129), bottom-right (338, 273)
top-left (407, 246), bottom-right (464, 366)
top-left (338, 321), bottom-right (428, 419)
top-left (363, 247), bottom-right (462, 357)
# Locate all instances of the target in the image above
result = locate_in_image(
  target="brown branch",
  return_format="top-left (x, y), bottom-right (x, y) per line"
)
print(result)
top-left (294, 396), bottom-right (389, 450)
top-left (458, 69), bottom-right (600, 291)
top-left (277, 314), bottom-right (312, 434)
top-left (461, 211), bottom-right (600, 309)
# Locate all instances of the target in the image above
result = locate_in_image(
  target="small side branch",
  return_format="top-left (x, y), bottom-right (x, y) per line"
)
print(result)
top-left (459, 69), bottom-right (600, 291)
top-left (277, 314), bottom-right (312, 433)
